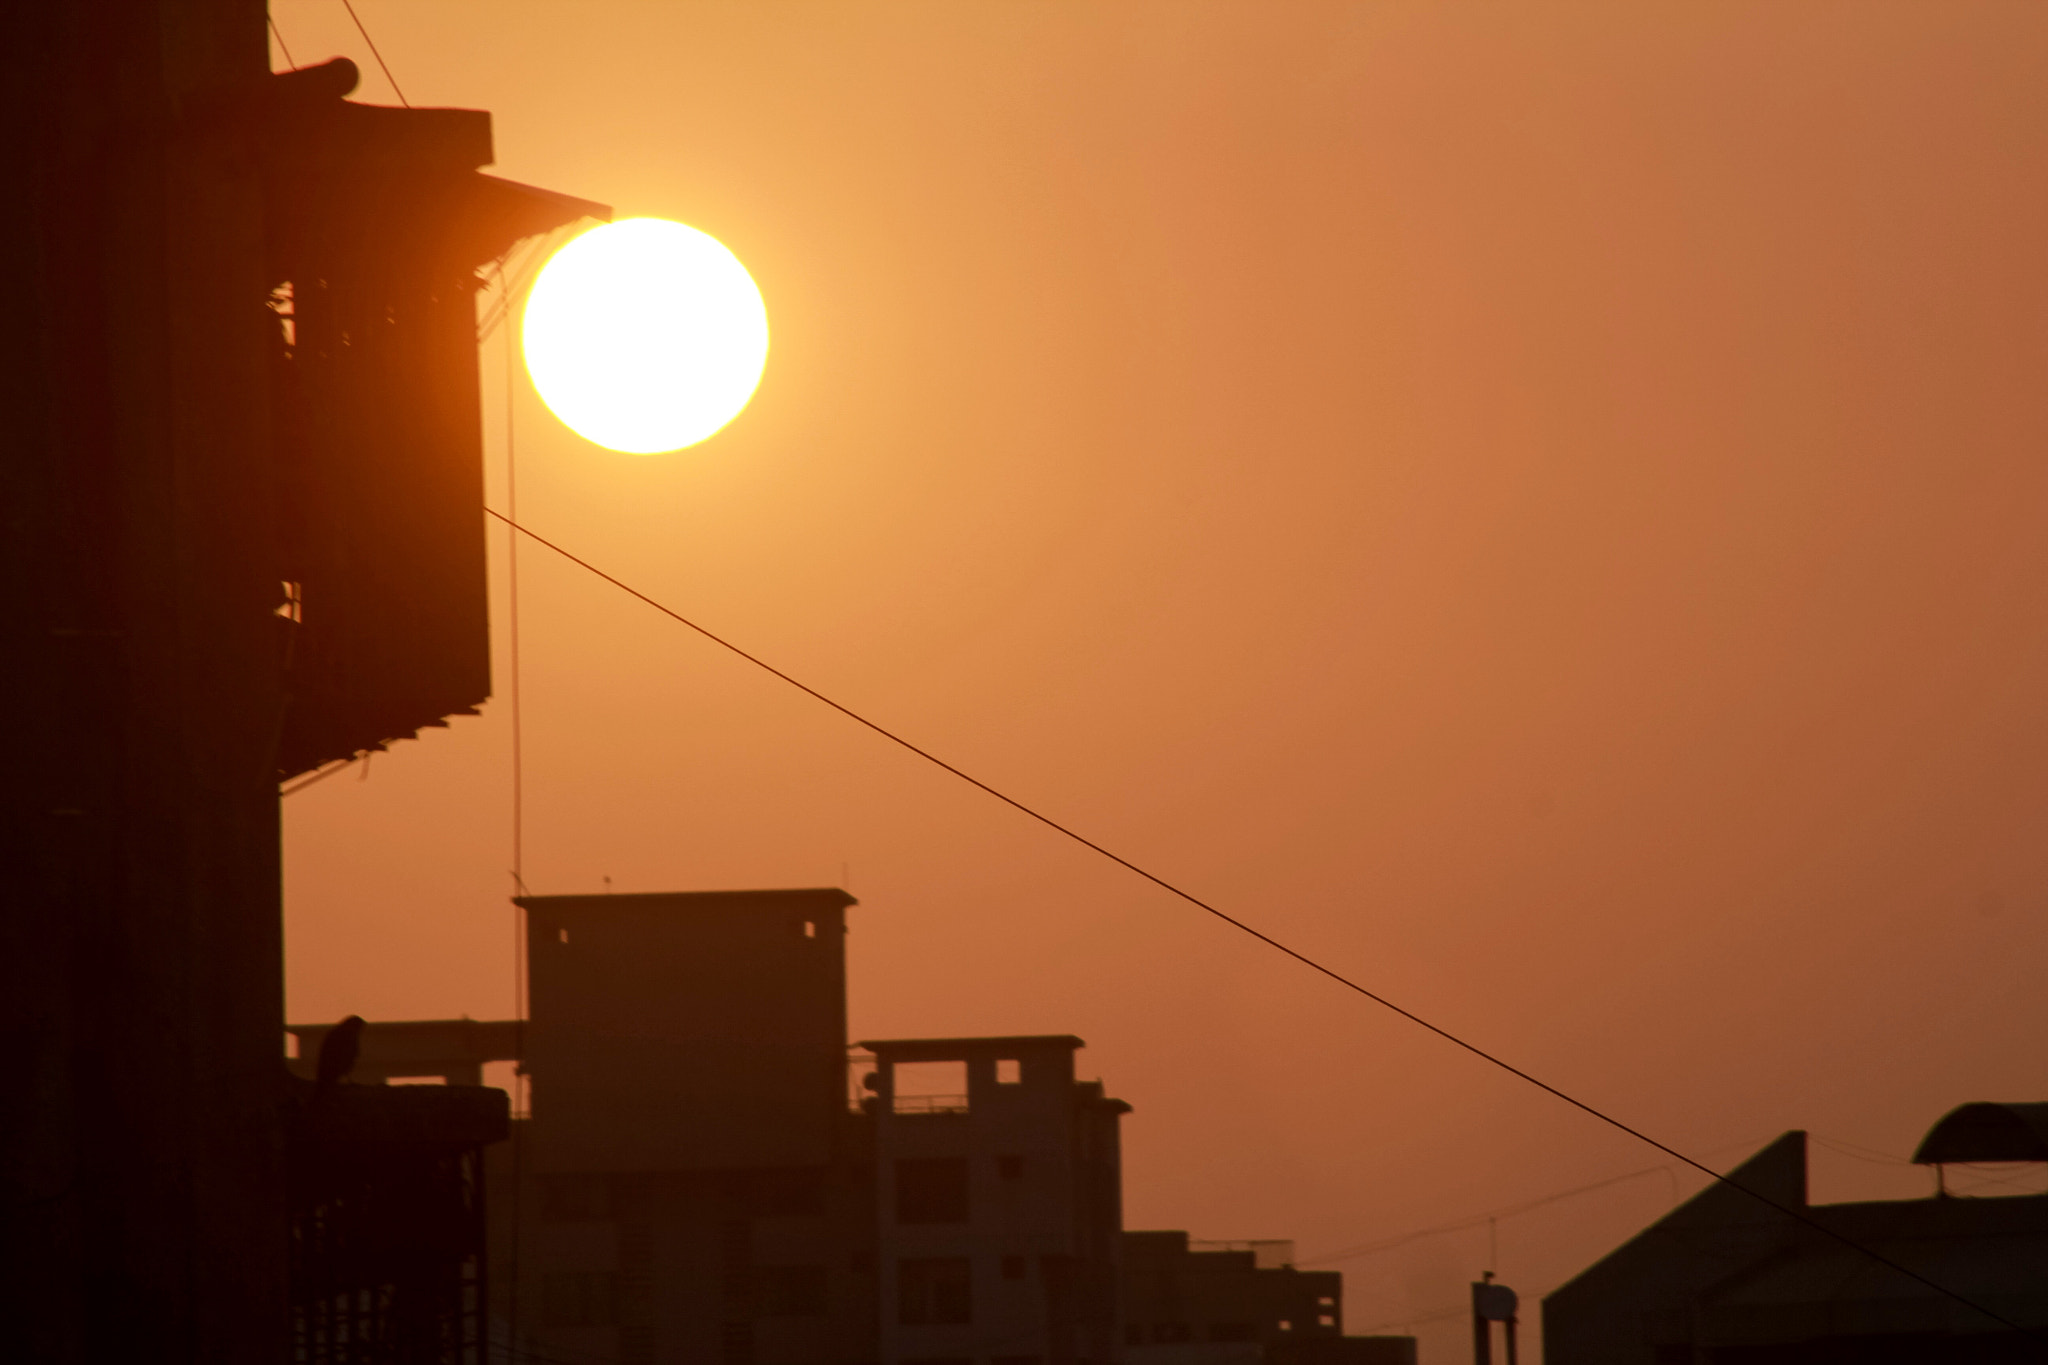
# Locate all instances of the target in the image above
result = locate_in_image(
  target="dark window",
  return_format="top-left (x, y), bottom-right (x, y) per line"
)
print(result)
top-left (895, 1157), bottom-right (970, 1224)
top-left (1001, 1254), bottom-right (1027, 1280)
top-left (1209, 1324), bottom-right (1258, 1343)
top-left (728, 1167), bottom-right (825, 1218)
top-left (541, 1271), bottom-right (617, 1326)
top-left (720, 1322), bottom-right (754, 1365)
top-left (753, 1265), bottom-right (829, 1318)
top-left (997, 1154), bottom-right (1025, 1179)
top-left (899, 1257), bottom-right (973, 1325)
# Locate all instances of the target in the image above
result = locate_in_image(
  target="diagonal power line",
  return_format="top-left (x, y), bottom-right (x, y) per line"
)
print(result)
top-left (482, 505), bottom-right (2027, 1335)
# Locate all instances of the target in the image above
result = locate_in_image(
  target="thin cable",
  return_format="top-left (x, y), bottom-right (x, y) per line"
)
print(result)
top-left (1305, 1167), bottom-right (1668, 1266)
top-left (1349, 1304), bottom-right (1470, 1335)
top-left (268, 14), bottom-right (298, 70)
top-left (1810, 1135), bottom-right (1915, 1167)
top-left (1300, 1135), bottom-right (1770, 1267)
top-left (340, 0), bottom-right (408, 106)
top-left (499, 262), bottom-right (529, 1356)
top-left (480, 508), bottom-right (2030, 1336)
top-left (503, 268), bottom-right (526, 900)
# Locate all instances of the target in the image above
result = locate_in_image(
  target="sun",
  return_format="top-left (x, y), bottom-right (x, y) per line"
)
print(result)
top-left (522, 218), bottom-right (769, 454)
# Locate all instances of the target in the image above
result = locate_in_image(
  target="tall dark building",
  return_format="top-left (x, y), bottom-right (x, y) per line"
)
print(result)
top-left (6, 8), bottom-right (594, 1360)
top-left (507, 889), bottom-right (877, 1365)
top-left (520, 889), bottom-right (857, 1173)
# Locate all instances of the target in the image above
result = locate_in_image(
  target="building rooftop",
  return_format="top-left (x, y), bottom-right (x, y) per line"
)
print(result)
top-left (858, 1034), bottom-right (1086, 1058)
top-left (512, 886), bottom-right (856, 911)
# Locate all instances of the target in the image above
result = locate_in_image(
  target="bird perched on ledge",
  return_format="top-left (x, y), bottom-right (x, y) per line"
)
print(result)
top-left (316, 1015), bottom-right (366, 1089)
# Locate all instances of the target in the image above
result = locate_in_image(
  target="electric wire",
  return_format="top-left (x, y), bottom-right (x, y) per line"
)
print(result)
top-left (268, 14), bottom-right (298, 70)
top-left (1349, 1303), bottom-right (1471, 1335)
top-left (340, 0), bottom-right (408, 106)
top-left (1299, 1164), bottom-right (1679, 1267)
top-left (478, 230), bottom-right (569, 343)
top-left (480, 506), bottom-right (2030, 1336)
top-left (1301, 1133), bottom-right (1779, 1267)
top-left (498, 258), bottom-right (531, 1360)
top-left (1810, 1135), bottom-right (1916, 1167)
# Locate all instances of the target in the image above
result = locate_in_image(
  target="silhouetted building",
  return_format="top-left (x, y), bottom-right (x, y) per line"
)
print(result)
top-left (1122, 1233), bottom-right (1333, 1353)
top-left (1121, 1231), bottom-right (1414, 1365)
top-left (300, 888), bottom-right (1425, 1365)
top-left (507, 888), bottom-right (874, 1365)
top-left (287, 1080), bottom-right (509, 1365)
top-left (297, 888), bottom-right (1144, 1365)
top-left (1543, 1106), bottom-right (2048, 1363)
top-left (7, 12), bottom-right (597, 1359)
top-left (864, 1034), bottom-right (1130, 1365)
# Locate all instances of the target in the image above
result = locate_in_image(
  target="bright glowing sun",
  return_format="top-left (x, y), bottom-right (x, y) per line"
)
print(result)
top-left (522, 218), bottom-right (769, 454)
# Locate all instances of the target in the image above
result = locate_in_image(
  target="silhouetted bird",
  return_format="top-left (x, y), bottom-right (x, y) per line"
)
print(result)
top-left (316, 1015), bottom-right (366, 1088)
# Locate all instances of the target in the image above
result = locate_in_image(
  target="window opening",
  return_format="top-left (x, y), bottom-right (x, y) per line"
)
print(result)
top-left (892, 1059), bottom-right (968, 1114)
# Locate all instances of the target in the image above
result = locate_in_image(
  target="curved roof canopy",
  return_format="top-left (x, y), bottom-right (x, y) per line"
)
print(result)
top-left (1912, 1101), bottom-right (2048, 1164)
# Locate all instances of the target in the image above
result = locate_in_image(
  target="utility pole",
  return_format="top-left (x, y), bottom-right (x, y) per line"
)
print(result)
top-left (1472, 1273), bottom-right (1520, 1365)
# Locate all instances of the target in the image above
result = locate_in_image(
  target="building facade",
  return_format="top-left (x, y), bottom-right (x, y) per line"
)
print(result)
top-left (864, 1035), bottom-right (1130, 1365)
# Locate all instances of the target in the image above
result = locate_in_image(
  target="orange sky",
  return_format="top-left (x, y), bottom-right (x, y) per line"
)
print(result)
top-left (273, 4), bottom-right (2048, 1356)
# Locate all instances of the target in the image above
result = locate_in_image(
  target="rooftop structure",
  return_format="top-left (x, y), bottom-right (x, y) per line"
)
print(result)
top-left (1543, 1106), bottom-right (2048, 1363)
top-left (519, 888), bottom-right (856, 1172)
top-left (288, 1017), bottom-right (519, 1088)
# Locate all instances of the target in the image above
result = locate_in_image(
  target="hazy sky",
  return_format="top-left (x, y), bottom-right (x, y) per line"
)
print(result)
top-left (273, 4), bottom-right (2048, 1356)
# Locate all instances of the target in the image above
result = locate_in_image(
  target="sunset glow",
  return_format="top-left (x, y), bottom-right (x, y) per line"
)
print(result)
top-left (522, 217), bottom-right (769, 454)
